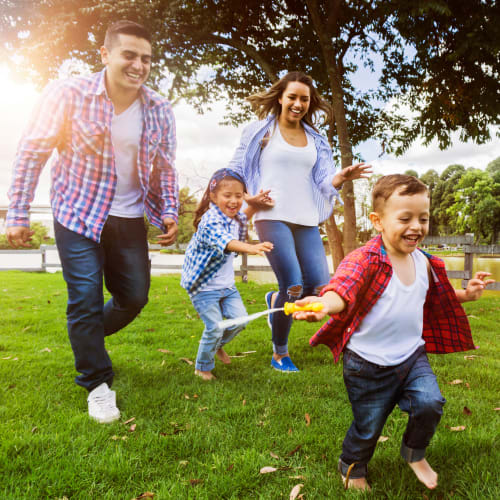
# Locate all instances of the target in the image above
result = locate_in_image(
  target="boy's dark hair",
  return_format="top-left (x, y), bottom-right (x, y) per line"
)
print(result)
top-left (104, 20), bottom-right (151, 50)
top-left (372, 174), bottom-right (429, 213)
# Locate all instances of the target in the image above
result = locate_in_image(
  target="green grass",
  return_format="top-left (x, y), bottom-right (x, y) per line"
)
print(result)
top-left (0, 271), bottom-right (499, 499)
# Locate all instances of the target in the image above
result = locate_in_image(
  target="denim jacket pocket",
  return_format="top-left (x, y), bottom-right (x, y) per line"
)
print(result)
top-left (71, 118), bottom-right (107, 157)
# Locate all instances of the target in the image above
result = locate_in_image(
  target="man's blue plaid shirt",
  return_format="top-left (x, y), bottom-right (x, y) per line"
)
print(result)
top-left (181, 205), bottom-right (247, 296)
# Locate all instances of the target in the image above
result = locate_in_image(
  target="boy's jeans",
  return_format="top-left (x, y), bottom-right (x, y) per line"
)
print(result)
top-left (54, 216), bottom-right (150, 392)
top-left (255, 220), bottom-right (330, 355)
top-left (339, 346), bottom-right (446, 479)
top-left (190, 286), bottom-right (248, 372)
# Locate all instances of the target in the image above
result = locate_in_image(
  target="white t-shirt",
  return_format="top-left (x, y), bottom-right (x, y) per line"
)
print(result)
top-left (255, 125), bottom-right (318, 226)
top-left (198, 218), bottom-right (239, 292)
top-left (109, 98), bottom-right (144, 218)
top-left (347, 250), bottom-right (429, 366)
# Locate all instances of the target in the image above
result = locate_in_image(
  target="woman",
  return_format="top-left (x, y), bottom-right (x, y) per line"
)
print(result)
top-left (228, 71), bottom-right (371, 372)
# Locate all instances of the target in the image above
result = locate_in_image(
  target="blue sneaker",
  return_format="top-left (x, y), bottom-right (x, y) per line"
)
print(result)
top-left (271, 356), bottom-right (300, 372)
top-left (265, 291), bottom-right (275, 330)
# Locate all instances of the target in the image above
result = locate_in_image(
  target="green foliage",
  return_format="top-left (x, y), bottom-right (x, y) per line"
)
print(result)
top-left (0, 222), bottom-right (52, 249)
top-left (0, 272), bottom-right (499, 499)
top-left (2, 0), bottom-right (498, 155)
top-left (146, 186), bottom-right (198, 246)
top-left (446, 169), bottom-right (500, 243)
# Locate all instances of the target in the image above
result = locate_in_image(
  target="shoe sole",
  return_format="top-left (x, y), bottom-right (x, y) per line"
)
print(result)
top-left (89, 413), bottom-right (120, 424)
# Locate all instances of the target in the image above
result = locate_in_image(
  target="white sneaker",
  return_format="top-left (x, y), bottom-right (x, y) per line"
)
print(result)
top-left (87, 383), bottom-right (120, 423)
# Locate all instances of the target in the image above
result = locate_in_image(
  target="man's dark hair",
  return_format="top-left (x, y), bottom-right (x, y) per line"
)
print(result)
top-left (104, 20), bottom-right (151, 49)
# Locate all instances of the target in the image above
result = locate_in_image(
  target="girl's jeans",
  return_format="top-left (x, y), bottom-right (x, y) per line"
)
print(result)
top-left (190, 286), bottom-right (248, 372)
top-left (54, 216), bottom-right (150, 392)
top-left (339, 346), bottom-right (446, 479)
top-left (255, 220), bottom-right (330, 354)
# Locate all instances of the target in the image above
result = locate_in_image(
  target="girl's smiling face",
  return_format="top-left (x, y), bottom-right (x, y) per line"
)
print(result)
top-left (370, 189), bottom-right (430, 258)
top-left (210, 178), bottom-right (245, 219)
top-left (278, 81), bottom-right (310, 125)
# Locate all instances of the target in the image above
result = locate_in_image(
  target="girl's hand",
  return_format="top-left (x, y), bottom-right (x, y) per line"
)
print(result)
top-left (292, 296), bottom-right (329, 322)
top-left (249, 241), bottom-right (273, 256)
top-left (245, 189), bottom-right (275, 209)
top-left (332, 162), bottom-right (373, 189)
top-left (463, 272), bottom-right (495, 301)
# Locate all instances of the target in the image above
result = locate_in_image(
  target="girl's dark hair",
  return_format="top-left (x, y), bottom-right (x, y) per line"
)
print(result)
top-left (246, 71), bottom-right (332, 130)
top-left (193, 171), bottom-right (246, 229)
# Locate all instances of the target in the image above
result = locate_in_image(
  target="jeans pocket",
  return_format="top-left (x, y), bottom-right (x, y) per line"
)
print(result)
top-left (343, 349), bottom-right (364, 374)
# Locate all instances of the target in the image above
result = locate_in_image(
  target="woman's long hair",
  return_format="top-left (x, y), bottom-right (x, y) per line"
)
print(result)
top-left (246, 71), bottom-right (332, 130)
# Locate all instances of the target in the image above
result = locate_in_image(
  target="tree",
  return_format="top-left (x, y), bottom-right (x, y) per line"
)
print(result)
top-left (447, 169), bottom-right (500, 243)
top-left (431, 164), bottom-right (466, 234)
top-left (420, 169), bottom-right (440, 234)
top-left (3, 0), bottom-right (499, 263)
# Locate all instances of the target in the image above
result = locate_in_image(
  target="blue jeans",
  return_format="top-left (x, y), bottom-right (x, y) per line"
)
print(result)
top-left (339, 346), bottom-right (446, 479)
top-left (255, 220), bottom-right (330, 354)
top-left (190, 287), bottom-right (248, 371)
top-left (54, 216), bottom-right (150, 391)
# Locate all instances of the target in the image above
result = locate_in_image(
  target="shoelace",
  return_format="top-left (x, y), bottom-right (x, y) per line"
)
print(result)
top-left (91, 392), bottom-right (116, 410)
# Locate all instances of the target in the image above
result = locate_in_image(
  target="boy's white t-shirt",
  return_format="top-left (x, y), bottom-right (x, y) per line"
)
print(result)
top-left (198, 218), bottom-right (239, 292)
top-left (109, 98), bottom-right (144, 218)
top-left (254, 125), bottom-right (319, 226)
top-left (346, 249), bottom-right (429, 366)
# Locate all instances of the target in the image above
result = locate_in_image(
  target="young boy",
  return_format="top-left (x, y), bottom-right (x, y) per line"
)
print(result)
top-left (294, 174), bottom-right (494, 491)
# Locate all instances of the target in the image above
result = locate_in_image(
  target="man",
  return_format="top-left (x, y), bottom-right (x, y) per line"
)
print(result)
top-left (6, 20), bottom-right (178, 423)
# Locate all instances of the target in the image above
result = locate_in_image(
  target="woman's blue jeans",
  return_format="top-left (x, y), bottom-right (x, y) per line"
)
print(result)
top-left (255, 220), bottom-right (330, 354)
top-left (54, 216), bottom-right (150, 392)
top-left (339, 346), bottom-right (446, 479)
top-left (190, 286), bottom-right (248, 371)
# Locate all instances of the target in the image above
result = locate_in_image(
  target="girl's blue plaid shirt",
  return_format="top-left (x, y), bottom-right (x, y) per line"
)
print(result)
top-left (181, 205), bottom-right (247, 296)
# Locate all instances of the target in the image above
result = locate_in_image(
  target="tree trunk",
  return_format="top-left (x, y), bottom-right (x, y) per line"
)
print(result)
top-left (325, 215), bottom-right (344, 269)
top-left (306, 0), bottom-right (358, 257)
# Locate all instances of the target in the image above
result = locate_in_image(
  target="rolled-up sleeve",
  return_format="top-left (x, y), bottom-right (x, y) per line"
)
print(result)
top-left (7, 80), bottom-right (67, 227)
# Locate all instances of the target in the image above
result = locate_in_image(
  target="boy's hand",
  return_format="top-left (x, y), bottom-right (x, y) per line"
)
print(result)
top-left (293, 296), bottom-right (330, 322)
top-left (245, 189), bottom-right (275, 209)
top-left (463, 272), bottom-right (495, 301)
top-left (249, 241), bottom-right (273, 256)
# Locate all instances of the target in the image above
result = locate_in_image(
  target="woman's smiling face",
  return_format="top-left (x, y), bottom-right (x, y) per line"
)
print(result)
top-left (278, 81), bottom-right (310, 125)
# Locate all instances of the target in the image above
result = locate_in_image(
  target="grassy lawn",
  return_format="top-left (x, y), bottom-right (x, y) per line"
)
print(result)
top-left (0, 271), bottom-right (498, 499)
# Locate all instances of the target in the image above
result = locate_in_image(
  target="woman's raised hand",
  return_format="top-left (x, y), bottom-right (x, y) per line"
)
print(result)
top-left (332, 162), bottom-right (373, 188)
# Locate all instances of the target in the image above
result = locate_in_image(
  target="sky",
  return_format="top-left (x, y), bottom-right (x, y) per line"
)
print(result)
top-left (0, 64), bottom-right (499, 207)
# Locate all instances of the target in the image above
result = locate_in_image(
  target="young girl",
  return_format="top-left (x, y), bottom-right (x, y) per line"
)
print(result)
top-left (181, 168), bottom-right (273, 380)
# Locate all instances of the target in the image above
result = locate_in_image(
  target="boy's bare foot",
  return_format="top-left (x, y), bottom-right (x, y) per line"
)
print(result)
top-left (216, 348), bottom-right (231, 364)
top-left (407, 458), bottom-right (438, 489)
top-left (194, 369), bottom-right (216, 381)
top-left (341, 475), bottom-right (371, 491)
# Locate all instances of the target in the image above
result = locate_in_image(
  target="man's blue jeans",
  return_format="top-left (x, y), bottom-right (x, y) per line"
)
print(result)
top-left (190, 287), bottom-right (247, 372)
top-left (54, 216), bottom-right (150, 391)
top-left (339, 346), bottom-right (446, 479)
top-left (255, 220), bottom-right (330, 354)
